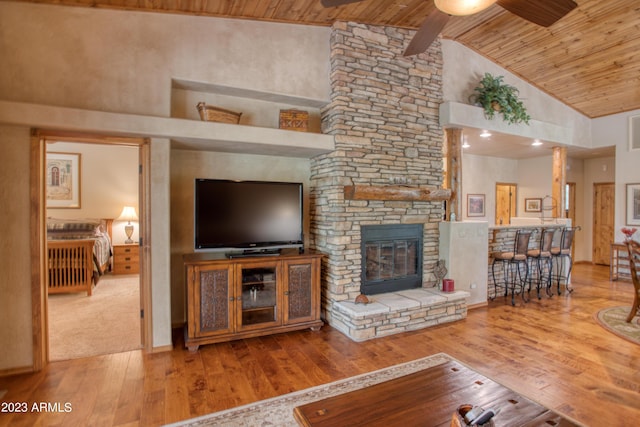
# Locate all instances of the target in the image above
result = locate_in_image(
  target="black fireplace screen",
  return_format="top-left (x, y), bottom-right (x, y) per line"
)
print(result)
top-left (361, 224), bottom-right (423, 295)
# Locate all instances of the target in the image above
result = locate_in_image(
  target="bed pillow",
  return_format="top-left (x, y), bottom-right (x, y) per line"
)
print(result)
top-left (47, 218), bottom-right (102, 239)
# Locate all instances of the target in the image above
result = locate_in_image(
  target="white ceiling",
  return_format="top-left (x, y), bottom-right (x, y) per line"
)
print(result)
top-left (459, 127), bottom-right (616, 160)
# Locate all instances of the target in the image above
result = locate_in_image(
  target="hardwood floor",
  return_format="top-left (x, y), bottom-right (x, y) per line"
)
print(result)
top-left (1, 264), bottom-right (638, 426)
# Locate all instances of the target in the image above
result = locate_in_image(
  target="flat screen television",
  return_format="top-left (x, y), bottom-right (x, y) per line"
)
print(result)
top-left (194, 179), bottom-right (303, 251)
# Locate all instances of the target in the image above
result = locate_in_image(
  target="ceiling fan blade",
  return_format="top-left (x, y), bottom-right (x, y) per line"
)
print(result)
top-left (403, 9), bottom-right (450, 56)
top-left (321, 0), bottom-right (365, 7)
top-left (497, 0), bottom-right (577, 27)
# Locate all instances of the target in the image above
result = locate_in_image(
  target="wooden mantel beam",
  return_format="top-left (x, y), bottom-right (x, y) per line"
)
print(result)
top-left (344, 185), bottom-right (451, 201)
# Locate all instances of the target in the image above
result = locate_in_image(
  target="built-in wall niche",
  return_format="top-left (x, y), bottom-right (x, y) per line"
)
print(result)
top-left (170, 79), bottom-right (326, 133)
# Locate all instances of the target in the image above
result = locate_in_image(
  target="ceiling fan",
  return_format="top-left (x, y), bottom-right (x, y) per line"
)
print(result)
top-left (321, 0), bottom-right (577, 56)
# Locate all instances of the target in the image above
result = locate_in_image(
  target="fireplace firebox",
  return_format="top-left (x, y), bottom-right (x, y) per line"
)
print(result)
top-left (360, 224), bottom-right (423, 295)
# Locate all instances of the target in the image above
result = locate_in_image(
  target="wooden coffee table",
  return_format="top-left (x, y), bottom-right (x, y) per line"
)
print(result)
top-left (293, 360), bottom-right (580, 427)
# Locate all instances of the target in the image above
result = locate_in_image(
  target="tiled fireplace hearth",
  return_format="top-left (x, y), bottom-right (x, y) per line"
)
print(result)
top-left (309, 22), bottom-right (468, 341)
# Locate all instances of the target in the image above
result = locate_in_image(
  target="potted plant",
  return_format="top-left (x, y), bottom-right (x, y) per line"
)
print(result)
top-left (469, 73), bottom-right (531, 125)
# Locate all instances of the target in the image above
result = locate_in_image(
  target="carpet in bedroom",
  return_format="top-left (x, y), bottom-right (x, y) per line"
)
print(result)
top-left (48, 274), bottom-right (141, 361)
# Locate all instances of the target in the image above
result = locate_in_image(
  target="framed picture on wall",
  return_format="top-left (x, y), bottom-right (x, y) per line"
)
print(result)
top-left (626, 183), bottom-right (640, 226)
top-left (467, 194), bottom-right (485, 217)
top-left (46, 152), bottom-right (81, 208)
top-left (524, 198), bottom-right (542, 212)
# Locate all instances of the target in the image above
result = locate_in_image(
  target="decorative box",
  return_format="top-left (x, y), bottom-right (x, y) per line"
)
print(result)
top-left (279, 109), bottom-right (309, 132)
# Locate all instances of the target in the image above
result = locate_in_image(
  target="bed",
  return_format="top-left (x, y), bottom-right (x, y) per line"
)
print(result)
top-left (47, 218), bottom-right (113, 296)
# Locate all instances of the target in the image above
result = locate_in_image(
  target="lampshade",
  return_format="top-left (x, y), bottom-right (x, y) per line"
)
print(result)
top-left (117, 206), bottom-right (138, 224)
top-left (434, 0), bottom-right (497, 16)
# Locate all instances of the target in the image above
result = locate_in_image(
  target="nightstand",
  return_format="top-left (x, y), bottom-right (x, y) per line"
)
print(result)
top-left (113, 244), bottom-right (140, 275)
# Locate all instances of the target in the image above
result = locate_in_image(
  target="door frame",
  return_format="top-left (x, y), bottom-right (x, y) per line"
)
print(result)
top-left (30, 130), bottom-right (151, 370)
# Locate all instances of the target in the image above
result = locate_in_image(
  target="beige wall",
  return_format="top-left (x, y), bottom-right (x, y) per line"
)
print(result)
top-left (0, 125), bottom-right (33, 370)
top-left (516, 156), bottom-right (553, 219)
top-left (1, 1), bottom-right (637, 372)
top-left (0, 2), bottom-right (330, 113)
top-left (462, 154), bottom-right (519, 222)
top-left (0, 2), bottom-right (330, 372)
top-left (592, 112), bottom-right (640, 242)
top-left (149, 138), bottom-right (173, 347)
top-left (46, 142), bottom-right (139, 245)
top-left (441, 40), bottom-right (591, 148)
top-left (170, 150), bottom-right (311, 324)
top-left (461, 153), bottom-right (612, 262)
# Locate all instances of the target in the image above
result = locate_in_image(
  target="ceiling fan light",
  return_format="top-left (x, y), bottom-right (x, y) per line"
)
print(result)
top-left (434, 0), bottom-right (497, 16)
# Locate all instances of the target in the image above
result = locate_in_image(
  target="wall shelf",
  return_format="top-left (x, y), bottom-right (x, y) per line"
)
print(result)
top-left (172, 79), bottom-right (328, 109)
top-left (0, 100), bottom-right (335, 158)
top-left (171, 79), bottom-right (327, 136)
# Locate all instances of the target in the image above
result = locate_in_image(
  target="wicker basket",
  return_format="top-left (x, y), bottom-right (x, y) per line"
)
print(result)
top-left (197, 102), bottom-right (242, 124)
top-left (279, 109), bottom-right (309, 132)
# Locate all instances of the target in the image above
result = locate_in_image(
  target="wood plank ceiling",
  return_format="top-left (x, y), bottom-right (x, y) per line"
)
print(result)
top-left (11, 0), bottom-right (640, 118)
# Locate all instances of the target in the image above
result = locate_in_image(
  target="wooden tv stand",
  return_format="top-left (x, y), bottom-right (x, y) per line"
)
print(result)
top-left (184, 249), bottom-right (323, 351)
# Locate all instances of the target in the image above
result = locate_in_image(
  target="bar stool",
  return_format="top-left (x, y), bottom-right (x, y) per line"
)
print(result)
top-left (491, 229), bottom-right (533, 306)
top-left (550, 226), bottom-right (580, 294)
top-left (526, 228), bottom-right (556, 299)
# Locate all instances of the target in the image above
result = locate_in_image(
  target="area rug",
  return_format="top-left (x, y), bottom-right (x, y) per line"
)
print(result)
top-left (166, 353), bottom-right (453, 427)
top-left (48, 274), bottom-right (141, 361)
top-left (595, 306), bottom-right (640, 345)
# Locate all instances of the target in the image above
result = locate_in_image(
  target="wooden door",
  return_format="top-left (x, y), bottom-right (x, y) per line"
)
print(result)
top-left (593, 183), bottom-right (615, 265)
top-left (495, 183), bottom-right (517, 225)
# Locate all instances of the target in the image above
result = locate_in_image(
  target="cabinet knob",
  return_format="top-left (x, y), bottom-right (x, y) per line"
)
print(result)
top-left (284, 291), bottom-right (290, 296)
top-left (229, 296), bottom-right (235, 302)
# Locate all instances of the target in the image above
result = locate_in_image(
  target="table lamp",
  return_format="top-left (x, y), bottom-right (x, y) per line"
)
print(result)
top-left (117, 206), bottom-right (138, 244)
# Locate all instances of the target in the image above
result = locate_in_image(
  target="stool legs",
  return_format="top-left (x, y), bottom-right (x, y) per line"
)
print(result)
top-left (502, 259), bottom-right (529, 306)
top-left (491, 259), bottom-right (508, 300)
top-left (553, 254), bottom-right (574, 294)
top-left (511, 260), bottom-right (529, 305)
top-left (542, 256), bottom-right (554, 297)
top-left (530, 256), bottom-right (553, 298)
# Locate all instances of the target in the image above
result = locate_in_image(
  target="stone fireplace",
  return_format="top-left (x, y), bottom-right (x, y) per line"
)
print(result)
top-left (309, 22), bottom-right (467, 341)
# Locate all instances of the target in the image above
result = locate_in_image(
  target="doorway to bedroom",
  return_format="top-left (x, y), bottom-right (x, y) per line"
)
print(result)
top-left (45, 138), bottom-right (143, 361)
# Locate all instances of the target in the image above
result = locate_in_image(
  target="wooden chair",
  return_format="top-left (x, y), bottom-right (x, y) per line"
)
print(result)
top-left (626, 240), bottom-right (640, 323)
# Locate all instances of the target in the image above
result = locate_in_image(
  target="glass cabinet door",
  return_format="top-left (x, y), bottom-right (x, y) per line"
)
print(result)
top-left (238, 264), bottom-right (279, 328)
